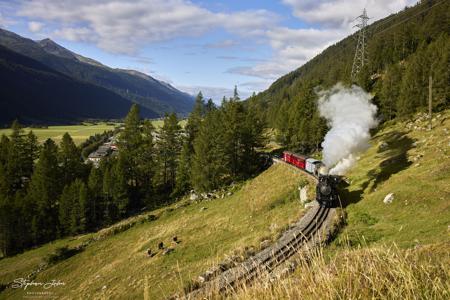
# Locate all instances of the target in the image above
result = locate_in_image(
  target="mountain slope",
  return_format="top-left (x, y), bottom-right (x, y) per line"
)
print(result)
top-left (250, 1), bottom-right (449, 126)
top-left (0, 28), bottom-right (194, 116)
top-left (0, 44), bottom-right (157, 125)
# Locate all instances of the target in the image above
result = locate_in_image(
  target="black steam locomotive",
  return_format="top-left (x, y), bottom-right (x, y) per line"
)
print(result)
top-left (316, 174), bottom-right (340, 207)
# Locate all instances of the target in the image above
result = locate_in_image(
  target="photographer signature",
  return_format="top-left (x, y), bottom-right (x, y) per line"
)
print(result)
top-left (11, 278), bottom-right (65, 290)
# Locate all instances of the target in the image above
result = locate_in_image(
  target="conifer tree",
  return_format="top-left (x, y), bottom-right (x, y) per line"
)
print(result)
top-left (157, 113), bottom-right (181, 190)
top-left (23, 131), bottom-right (39, 179)
top-left (0, 135), bottom-right (10, 166)
top-left (5, 120), bottom-right (26, 194)
top-left (59, 133), bottom-right (83, 186)
top-left (174, 92), bottom-right (204, 195)
top-left (221, 99), bottom-right (245, 178)
top-left (191, 109), bottom-right (226, 191)
top-left (59, 183), bottom-right (75, 235)
top-left (0, 194), bottom-right (14, 256)
top-left (111, 156), bottom-right (129, 217)
top-left (78, 181), bottom-right (88, 232)
top-left (102, 165), bottom-right (114, 224)
top-left (137, 120), bottom-right (156, 203)
top-left (87, 165), bottom-right (103, 228)
top-left (119, 104), bottom-right (142, 201)
top-left (27, 139), bottom-right (61, 244)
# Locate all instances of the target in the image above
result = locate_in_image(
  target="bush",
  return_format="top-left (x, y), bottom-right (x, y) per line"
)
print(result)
top-left (45, 246), bottom-right (83, 265)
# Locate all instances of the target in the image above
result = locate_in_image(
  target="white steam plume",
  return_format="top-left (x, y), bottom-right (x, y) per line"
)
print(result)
top-left (318, 84), bottom-right (378, 175)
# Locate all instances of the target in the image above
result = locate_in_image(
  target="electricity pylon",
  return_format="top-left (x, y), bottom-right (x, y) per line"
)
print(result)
top-left (351, 8), bottom-right (370, 82)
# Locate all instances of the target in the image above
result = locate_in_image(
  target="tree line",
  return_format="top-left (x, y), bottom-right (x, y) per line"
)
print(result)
top-left (0, 88), bottom-right (264, 257)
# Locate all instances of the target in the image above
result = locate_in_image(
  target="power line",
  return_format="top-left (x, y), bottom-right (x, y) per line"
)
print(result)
top-left (351, 8), bottom-right (370, 82)
top-left (371, 0), bottom-right (448, 37)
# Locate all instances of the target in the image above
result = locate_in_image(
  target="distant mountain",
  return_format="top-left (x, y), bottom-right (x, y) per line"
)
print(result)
top-left (0, 44), bottom-right (158, 125)
top-left (0, 28), bottom-right (194, 117)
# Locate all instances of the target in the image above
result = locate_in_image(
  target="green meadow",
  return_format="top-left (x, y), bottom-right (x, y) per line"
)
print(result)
top-left (0, 119), bottom-right (187, 145)
top-left (0, 123), bottom-right (117, 145)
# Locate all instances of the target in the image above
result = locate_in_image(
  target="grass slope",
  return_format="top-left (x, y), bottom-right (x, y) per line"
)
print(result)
top-left (236, 110), bottom-right (450, 299)
top-left (0, 163), bottom-right (313, 299)
top-left (338, 109), bottom-right (450, 248)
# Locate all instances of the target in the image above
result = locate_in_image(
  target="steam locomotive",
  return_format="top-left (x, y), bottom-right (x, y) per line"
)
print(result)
top-left (282, 151), bottom-right (340, 207)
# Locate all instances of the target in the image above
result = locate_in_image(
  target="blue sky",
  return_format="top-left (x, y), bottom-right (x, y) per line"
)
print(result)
top-left (0, 0), bottom-right (418, 102)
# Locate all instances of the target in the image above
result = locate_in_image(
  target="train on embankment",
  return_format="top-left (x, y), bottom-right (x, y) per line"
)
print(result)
top-left (282, 151), bottom-right (340, 207)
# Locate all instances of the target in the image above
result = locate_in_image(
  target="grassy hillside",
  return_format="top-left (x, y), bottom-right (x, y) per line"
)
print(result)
top-left (338, 109), bottom-right (450, 248)
top-left (0, 163), bottom-right (315, 299)
top-left (235, 109), bottom-right (450, 299)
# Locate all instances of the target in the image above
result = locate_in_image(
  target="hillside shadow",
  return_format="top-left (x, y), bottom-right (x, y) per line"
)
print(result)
top-left (370, 131), bottom-right (414, 191)
top-left (339, 130), bottom-right (414, 207)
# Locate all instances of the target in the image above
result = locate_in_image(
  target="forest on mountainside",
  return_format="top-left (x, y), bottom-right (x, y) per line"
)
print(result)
top-left (247, 0), bottom-right (449, 154)
top-left (0, 90), bottom-right (264, 257)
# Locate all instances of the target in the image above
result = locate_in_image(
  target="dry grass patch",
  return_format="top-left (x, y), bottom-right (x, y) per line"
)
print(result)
top-left (235, 242), bottom-right (450, 300)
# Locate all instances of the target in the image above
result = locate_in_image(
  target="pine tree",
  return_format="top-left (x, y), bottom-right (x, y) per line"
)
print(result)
top-left (427, 34), bottom-right (450, 111)
top-left (102, 164), bottom-right (114, 224)
top-left (174, 92), bottom-right (205, 195)
top-left (23, 131), bottom-right (39, 179)
top-left (157, 113), bottom-right (181, 190)
top-left (87, 165), bottom-right (103, 228)
top-left (59, 179), bottom-right (88, 235)
top-left (137, 120), bottom-right (156, 204)
top-left (0, 135), bottom-right (10, 166)
top-left (59, 184), bottom-right (75, 235)
top-left (380, 63), bottom-right (403, 120)
top-left (221, 99), bottom-right (245, 179)
top-left (5, 120), bottom-right (27, 194)
top-left (59, 132), bottom-right (84, 186)
top-left (78, 181), bottom-right (88, 232)
top-left (119, 104), bottom-right (142, 205)
top-left (111, 156), bottom-right (129, 217)
top-left (120, 104), bottom-right (142, 152)
top-left (27, 139), bottom-right (61, 244)
top-left (191, 110), bottom-right (227, 191)
top-left (0, 194), bottom-right (14, 256)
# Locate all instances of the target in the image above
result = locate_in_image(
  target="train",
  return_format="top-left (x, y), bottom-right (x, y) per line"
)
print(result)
top-left (282, 151), bottom-right (340, 207)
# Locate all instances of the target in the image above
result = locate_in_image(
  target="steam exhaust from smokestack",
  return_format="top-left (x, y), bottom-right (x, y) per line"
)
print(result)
top-left (318, 84), bottom-right (378, 175)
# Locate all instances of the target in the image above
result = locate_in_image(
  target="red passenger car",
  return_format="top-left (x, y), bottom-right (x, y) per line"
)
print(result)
top-left (283, 151), bottom-right (306, 170)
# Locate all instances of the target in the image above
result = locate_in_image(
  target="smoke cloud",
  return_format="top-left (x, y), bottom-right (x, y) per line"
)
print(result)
top-left (318, 84), bottom-right (378, 175)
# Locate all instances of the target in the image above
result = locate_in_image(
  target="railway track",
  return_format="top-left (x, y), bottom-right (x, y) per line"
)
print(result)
top-left (179, 160), bottom-right (336, 299)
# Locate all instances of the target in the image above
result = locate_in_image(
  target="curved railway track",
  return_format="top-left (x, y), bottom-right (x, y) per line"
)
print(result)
top-left (179, 160), bottom-right (337, 299)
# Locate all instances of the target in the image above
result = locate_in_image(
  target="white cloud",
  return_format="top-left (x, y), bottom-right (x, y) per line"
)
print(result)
top-left (281, 0), bottom-right (418, 28)
top-left (28, 21), bottom-right (44, 32)
top-left (53, 27), bottom-right (94, 42)
top-left (18, 0), bottom-right (277, 54)
top-left (229, 0), bottom-right (419, 80)
top-left (205, 39), bottom-right (238, 49)
top-left (14, 0), bottom-right (421, 93)
top-left (229, 27), bottom-right (347, 79)
top-left (0, 12), bottom-right (16, 27)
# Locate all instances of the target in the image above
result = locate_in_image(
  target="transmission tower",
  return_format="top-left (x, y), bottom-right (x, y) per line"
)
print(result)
top-left (351, 8), bottom-right (370, 82)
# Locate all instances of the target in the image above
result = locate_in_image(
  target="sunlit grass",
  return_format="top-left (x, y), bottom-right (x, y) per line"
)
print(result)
top-left (0, 163), bottom-right (312, 299)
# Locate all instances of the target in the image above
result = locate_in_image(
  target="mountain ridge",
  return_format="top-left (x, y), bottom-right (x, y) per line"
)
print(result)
top-left (0, 28), bottom-right (194, 117)
top-left (0, 44), bottom-right (159, 125)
